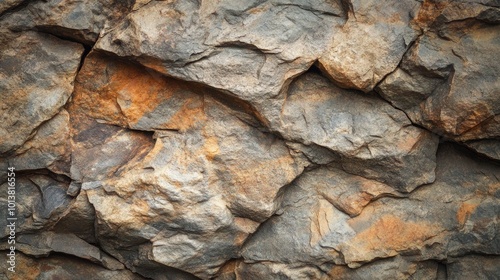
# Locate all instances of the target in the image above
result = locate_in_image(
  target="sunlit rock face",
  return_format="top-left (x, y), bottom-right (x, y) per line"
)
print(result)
top-left (1, 0), bottom-right (499, 279)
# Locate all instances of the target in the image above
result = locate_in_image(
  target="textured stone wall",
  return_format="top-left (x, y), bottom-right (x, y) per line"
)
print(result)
top-left (0, 0), bottom-right (499, 279)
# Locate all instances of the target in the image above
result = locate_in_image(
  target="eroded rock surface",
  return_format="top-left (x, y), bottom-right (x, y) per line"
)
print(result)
top-left (240, 143), bottom-right (500, 277)
top-left (0, 1), bottom-right (499, 279)
top-left (93, 0), bottom-right (429, 125)
top-left (280, 73), bottom-right (439, 192)
top-left (0, 173), bottom-right (71, 238)
top-left (0, 251), bottom-right (146, 280)
top-left (377, 1), bottom-right (500, 142)
top-left (0, 31), bottom-right (83, 155)
top-left (318, 0), bottom-right (422, 92)
top-left (68, 53), bottom-right (305, 278)
top-left (1, 0), bottom-right (135, 45)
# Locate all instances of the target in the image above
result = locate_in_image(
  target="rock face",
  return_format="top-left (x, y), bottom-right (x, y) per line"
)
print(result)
top-left (71, 53), bottom-right (304, 279)
top-left (376, 0), bottom-right (500, 142)
top-left (0, 31), bottom-right (83, 155)
top-left (279, 73), bottom-right (438, 192)
top-left (1, 0), bottom-right (135, 45)
top-left (0, 251), bottom-right (145, 280)
top-left (241, 144), bottom-right (498, 266)
top-left (318, 0), bottom-right (422, 92)
top-left (0, 1), bottom-right (499, 280)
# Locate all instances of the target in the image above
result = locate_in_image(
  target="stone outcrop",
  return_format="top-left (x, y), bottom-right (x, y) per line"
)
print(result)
top-left (0, 0), bottom-right (499, 279)
top-left (376, 0), bottom-right (500, 144)
top-left (0, 31), bottom-right (82, 155)
top-left (279, 73), bottom-right (438, 192)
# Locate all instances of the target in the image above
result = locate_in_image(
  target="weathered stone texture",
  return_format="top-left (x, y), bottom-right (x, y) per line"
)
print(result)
top-left (0, 251), bottom-right (146, 280)
top-left (0, 31), bottom-right (83, 155)
top-left (280, 73), bottom-right (439, 192)
top-left (377, 0), bottom-right (500, 143)
top-left (0, 0), bottom-right (499, 279)
top-left (1, 0), bottom-right (135, 45)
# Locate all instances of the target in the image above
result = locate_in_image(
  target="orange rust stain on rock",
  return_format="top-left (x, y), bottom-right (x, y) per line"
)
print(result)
top-left (73, 52), bottom-right (205, 129)
top-left (453, 104), bottom-right (491, 136)
top-left (415, 0), bottom-right (450, 28)
top-left (113, 74), bottom-right (164, 124)
top-left (72, 54), bottom-right (125, 125)
top-left (167, 95), bottom-right (206, 131)
top-left (350, 215), bottom-right (441, 252)
top-left (457, 200), bottom-right (480, 226)
top-left (203, 136), bottom-right (220, 161)
top-left (10, 254), bottom-right (41, 280)
top-left (106, 60), bottom-right (182, 126)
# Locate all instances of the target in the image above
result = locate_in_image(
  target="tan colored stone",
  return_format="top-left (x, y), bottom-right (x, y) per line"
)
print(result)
top-left (72, 52), bottom-right (207, 131)
top-left (72, 53), bottom-right (305, 278)
top-left (342, 215), bottom-right (443, 265)
top-left (318, 0), bottom-right (421, 92)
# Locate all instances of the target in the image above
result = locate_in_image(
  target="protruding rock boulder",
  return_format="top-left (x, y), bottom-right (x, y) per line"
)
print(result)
top-left (240, 143), bottom-right (500, 276)
top-left (0, 31), bottom-right (83, 154)
top-left (70, 53), bottom-right (305, 278)
top-left (279, 73), bottom-right (439, 192)
top-left (318, 0), bottom-right (422, 92)
top-left (377, 1), bottom-right (500, 141)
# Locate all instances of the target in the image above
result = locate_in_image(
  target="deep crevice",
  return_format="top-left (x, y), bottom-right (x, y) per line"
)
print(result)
top-left (443, 140), bottom-right (500, 167)
top-left (457, 139), bottom-right (500, 163)
top-left (272, 2), bottom-right (344, 18)
top-left (340, 0), bottom-right (355, 20)
top-left (34, 28), bottom-right (93, 49)
top-left (77, 43), bottom-right (93, 72)
top-left (12, 168), bottom-right (71, 184)
top-left (32, 28), bottom-right (94, 91)
top-left (0, 0), bottom-right (32, 19)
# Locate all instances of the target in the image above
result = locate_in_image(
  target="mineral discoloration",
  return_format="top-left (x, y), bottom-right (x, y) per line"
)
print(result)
top-left (1, 1), bottom-right (499, 279)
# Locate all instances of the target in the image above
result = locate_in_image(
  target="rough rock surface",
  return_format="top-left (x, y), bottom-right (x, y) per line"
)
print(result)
top-left (0, 251), bottom-right (145, 280)
top-left (0, 0), bottom-right (135, 45)
top-left (0, 31), bottom-right (83, 155)
top-left (318, 0), bottom-right (422, 92)
top-left (70, 52), bottom-right (304, 278)
top-left (377, 0), bottom-right (500, 142)
top-left (0, 1), bottom-right (499, 279)
top-left (279, 73), bottom-right (439, 192)
top-left (241, 144), bottom-right (500, 271)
